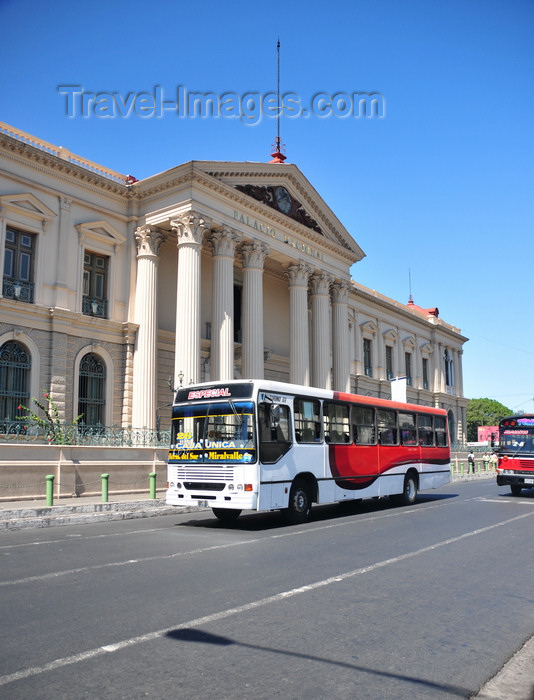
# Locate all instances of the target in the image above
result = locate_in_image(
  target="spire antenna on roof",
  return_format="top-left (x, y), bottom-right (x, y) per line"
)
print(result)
top-left (269, 38), bottom-right (287, 164)
top-left (408, 268), bottom-right (414, 305)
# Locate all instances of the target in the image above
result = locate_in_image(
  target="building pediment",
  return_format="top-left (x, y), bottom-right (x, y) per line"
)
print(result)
top-left (75, 220), bottom-right (125, 250)
top-left (0, 192), bottom-right (56, 223)
top-left (191, 161), bottom-right (365, 263)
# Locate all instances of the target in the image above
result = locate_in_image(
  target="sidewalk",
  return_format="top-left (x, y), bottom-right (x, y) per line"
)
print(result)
top-left (0, 492), bottom-right (196, 531)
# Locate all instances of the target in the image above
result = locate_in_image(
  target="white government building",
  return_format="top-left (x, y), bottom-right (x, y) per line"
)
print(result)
top-left (0, 122), bottom-right (468, 442)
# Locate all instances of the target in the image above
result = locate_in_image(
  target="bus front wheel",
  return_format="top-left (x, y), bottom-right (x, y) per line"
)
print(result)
top-left (510, 485), bottom-right (522, 497)
top-left (285, 480), bottom-right (312, 524)
top-left (394, 473), bottom-right (418, 506)
top-left (212, 508), bottom-right (242, 522)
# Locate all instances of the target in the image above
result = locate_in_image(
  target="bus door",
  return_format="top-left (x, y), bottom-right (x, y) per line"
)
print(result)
top-left (257, 393), bottom-right (293, 510)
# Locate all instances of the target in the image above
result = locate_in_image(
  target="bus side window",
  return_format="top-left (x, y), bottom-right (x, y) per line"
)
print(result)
top-left (377, 409), bottom-right (398, 445)
top-left (434, 416), bottom-right (448, 447)
top-left (417, 414), bottom-right (434, 446)
top-left (324, 401), bottom-right (350, 444)
top-left (258, 403), bottom-right (292, 464)
top-left (399, 412), bottom-right (417, 445)
top-left (294, 398), bottom-right (322, 444)
top-left (352, 405), bottom-right (376, 445)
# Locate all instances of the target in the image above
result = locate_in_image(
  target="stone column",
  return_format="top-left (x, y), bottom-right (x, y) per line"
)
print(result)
top-left (132, 225), bottom-right (166, 429)
top-left (241, 241), bottom-right (269, 379)
top-left (457, 348), bottom-right (464, 396)
top-left (286, 262), bottom-right (312, 386)
top-left (331, 280), bottom-right (351, 392)
top-left (211, 227), bottom-right (241, 381)
top-left (310, 271), bottom-right (332, 389)
top-left (353, 310), bottom-right (362, 375)
top-left (171, 212), bottom-right (209, 387)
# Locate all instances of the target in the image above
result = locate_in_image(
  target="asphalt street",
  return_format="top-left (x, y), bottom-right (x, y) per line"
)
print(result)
top-left (1, 477), bottom-right (533, 699)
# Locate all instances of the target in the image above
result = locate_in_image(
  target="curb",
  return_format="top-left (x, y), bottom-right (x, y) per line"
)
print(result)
top-left (0, 500), bottom-right (198, 531)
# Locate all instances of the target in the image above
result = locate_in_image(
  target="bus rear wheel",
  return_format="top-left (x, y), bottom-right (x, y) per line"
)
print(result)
top-left (212, 508), bottom-right (242, 522)
top-left (285, 480), bottom-right (312, 524)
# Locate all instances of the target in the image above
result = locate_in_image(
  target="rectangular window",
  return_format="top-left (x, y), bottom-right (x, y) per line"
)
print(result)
top-left (399, 412), bottom-right (417, 445)
top-left (2, 226), bottom-right (35, 303)
top-left (294, 398), bottom-right (322, 443)
top-left (324, 402), bottom-right (350, 444)
top-left (405, 352), bottom-right (412, 386)
top-left (82, 251), bottom-right (109, 318)
top-left (352, 405), bottom-right (375, 445)
top-left (417, 414), bottom-right (434, 446)
top-left (422, 358), bottom-right (429, 390)
top-left (377, 409), bottom-right (398, 445)
top-left (386, 345), bottom-right (394, 380)
top-left (363, 338), bottom-right (372, 377)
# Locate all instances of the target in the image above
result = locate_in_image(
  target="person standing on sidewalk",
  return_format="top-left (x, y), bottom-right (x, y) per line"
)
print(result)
top-left (468, 451), bottom-right (475, 473)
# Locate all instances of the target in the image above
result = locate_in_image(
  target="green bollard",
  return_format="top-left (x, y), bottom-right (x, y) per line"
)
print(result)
top-left (460, 461), bottom-right (464, 476)
top-left (101, 473), bottom-right (109, 503)
top-left (45, 474), bottom-right (55, 507)
top-left (149, 472), bottom-right (157, 499)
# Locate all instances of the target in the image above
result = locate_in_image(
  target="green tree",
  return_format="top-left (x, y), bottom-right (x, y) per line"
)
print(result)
top-left (466, 398), bottom-right (512, 442)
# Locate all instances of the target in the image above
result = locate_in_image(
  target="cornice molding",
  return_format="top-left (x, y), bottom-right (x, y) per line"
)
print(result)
top-left (0, 133), bottom-right (129, 201)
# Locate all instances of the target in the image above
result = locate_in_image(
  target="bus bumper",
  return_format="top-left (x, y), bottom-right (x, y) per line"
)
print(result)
top-left (497, 473), bottom-right (534, 488)
top-left (165, 487), bottom-right (258, 510)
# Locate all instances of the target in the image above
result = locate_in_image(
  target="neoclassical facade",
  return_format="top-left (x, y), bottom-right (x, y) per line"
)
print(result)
top-left (0, 122), bottom-right (468, 441)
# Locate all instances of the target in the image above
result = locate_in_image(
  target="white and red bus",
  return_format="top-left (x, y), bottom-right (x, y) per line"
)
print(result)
top-left (166, 380), bottom-right (451, 523)
top-left (496, 414), bottom-right (534, 496)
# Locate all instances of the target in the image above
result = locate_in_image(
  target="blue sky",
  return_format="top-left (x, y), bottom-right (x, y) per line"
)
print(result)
top-left (1, 0), bottom-right (533, 413)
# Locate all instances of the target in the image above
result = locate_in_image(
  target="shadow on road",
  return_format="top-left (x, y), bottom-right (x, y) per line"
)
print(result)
top-left (164, 627), bottom-right (471, 697)
top-left (177, 492), bottom-right (458, 532)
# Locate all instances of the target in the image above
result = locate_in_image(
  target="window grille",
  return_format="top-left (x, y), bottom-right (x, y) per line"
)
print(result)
top-left (78, 353), bottom-right (106, 426)
top-left (0, 341), bottom-right (31, 422)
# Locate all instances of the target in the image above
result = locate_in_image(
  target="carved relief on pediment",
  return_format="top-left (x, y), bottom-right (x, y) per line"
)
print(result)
top-left (235, 184), bottom-right (323, 235)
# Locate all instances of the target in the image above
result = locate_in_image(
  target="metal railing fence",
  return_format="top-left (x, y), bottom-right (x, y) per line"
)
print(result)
top-left (0, 421), bottom-right (171, 447)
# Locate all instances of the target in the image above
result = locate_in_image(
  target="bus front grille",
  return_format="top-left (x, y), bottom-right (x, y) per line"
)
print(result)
top-left (174, 467), bottom-right (234, 481)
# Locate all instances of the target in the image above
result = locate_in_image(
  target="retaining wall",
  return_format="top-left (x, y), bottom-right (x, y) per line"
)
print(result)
top-left (0, 444), bottom-right (168, 501)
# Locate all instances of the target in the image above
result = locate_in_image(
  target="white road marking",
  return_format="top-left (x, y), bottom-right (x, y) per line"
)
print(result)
top-left (1, 509), bottom-right (532, 688)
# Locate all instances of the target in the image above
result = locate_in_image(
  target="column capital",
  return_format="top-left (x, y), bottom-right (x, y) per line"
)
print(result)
top-left (171, 211), bottom-right (210, 246)
top-left (59, 196), bottom-right (72, 212)
top-left (241, 240), bottom-right (270, 269)
top-left (135, 225), bottom-right (166, 257)
top-left (211, 226), bottom-right (242, 257)
top-left (285, 261), bottom-right (312, 287)
top-left (310, 270), bottom-right (333, 295)
top-left (331, 279), bottom-right (351, 304)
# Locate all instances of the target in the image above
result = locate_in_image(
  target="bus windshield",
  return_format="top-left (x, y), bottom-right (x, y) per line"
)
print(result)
top-left (500, 429), bottom-right (534, 455)
top-left (169, 401), bottom-right (256, 464)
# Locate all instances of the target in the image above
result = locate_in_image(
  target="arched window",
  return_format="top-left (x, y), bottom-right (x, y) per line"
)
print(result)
top-left (0, 341), bottom-right (31, 421)
top-left (78, 353), bottom-right (106, 426)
